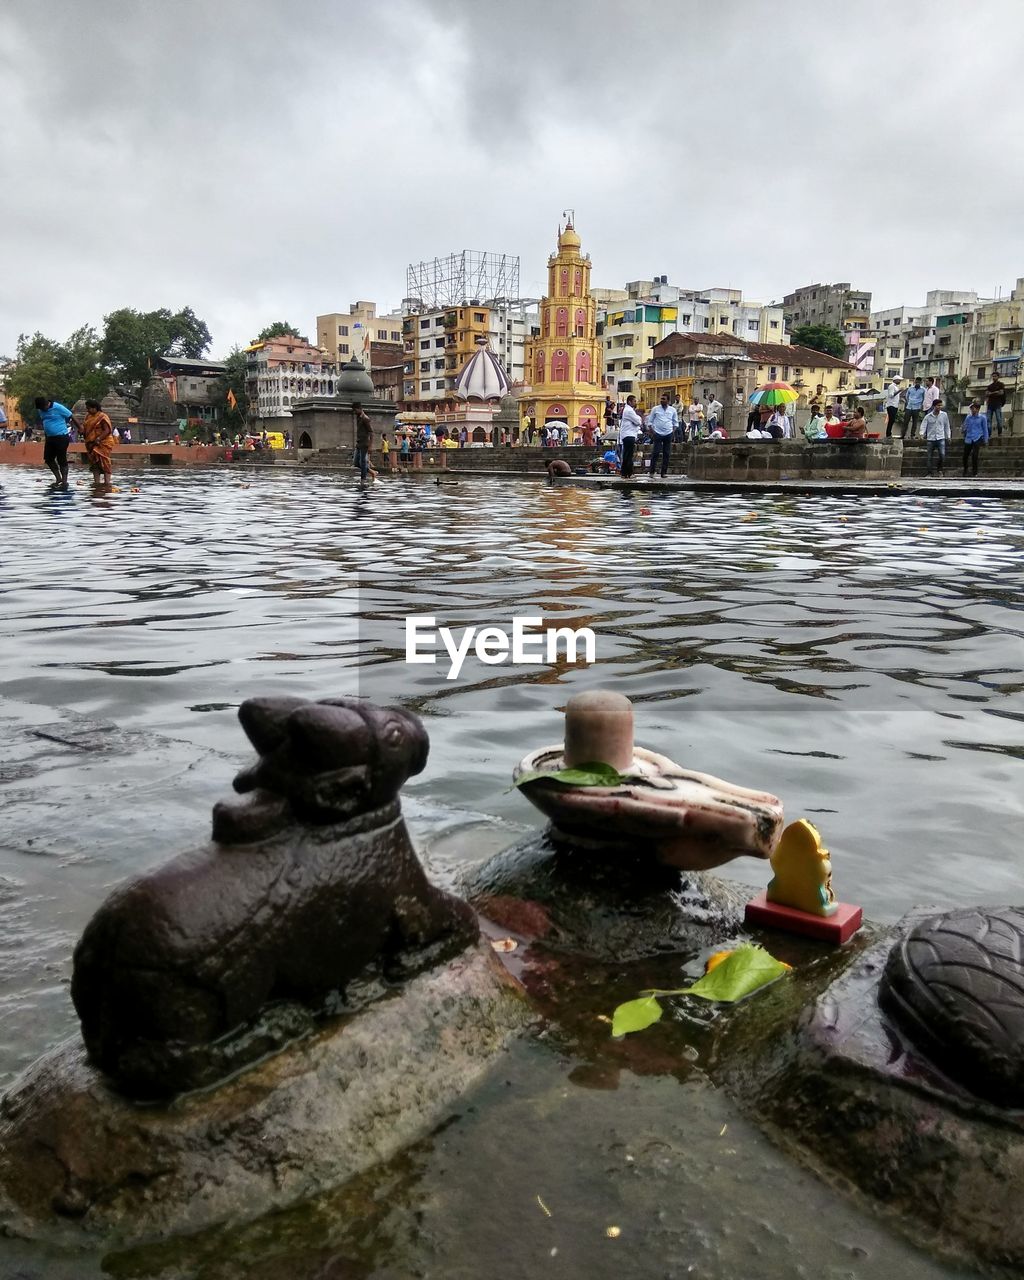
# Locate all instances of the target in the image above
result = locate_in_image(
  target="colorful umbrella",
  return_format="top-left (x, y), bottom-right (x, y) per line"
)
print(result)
top-left (749, 381), bottom-right (799, 407)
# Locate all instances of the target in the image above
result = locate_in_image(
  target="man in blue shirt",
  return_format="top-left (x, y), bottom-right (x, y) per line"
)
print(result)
top-left (903, 377), bottom-right (926, 438)
top-left (961, 401), bottom-right (989, 477)
top-left (34, 395), bottom-right (80, 491)
top-left (645, 393), bottom-right (679, 478)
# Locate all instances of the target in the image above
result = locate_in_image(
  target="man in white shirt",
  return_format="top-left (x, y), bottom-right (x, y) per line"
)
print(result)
top-left (922, 399), bottom-right (951, 476)
top-left (766, 407), bottom-right (790, 439)
top-left (923, 377), bottom-right (942, 412)
top-left (645, 393), bottom-right (679, 478)
top-left (618, 394), bottom-right (643, 478)
top-left (884, 376), bottom-right (903, 438)
top-left (706, 397), bottom-right (723, 432)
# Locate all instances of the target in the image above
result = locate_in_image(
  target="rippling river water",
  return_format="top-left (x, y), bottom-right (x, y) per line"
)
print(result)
top-left (1, 463), bottom-right (1022, 1278)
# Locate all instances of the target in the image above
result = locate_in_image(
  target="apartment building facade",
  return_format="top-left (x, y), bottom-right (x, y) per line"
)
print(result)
top-left (401, 299), bottom-right (536, 410)
top-left (316, 301), bottom-right (404, 366)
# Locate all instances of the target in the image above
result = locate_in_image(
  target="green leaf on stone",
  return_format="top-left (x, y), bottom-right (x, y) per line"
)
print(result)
top-left (513, 761), bottom-right (630, 790)
top-left (681, 944), bottom-right (789, 1003)
top-left (611, 995), bottom-right (664, 1038)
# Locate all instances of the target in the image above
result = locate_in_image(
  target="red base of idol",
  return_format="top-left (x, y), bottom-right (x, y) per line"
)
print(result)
top-left (744, 892), bottom-right (863, 944)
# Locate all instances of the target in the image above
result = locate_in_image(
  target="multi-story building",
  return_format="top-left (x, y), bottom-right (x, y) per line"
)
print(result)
top-left (598, 301), bottom-right (680, 394)
top-left (964, 283), bottom-right (1024, 407)
top-left (316, 302), bottom-right (404, 366)
top-left (641, 335), bottom-right (853, 414)
top-left (595, 278), bottom-right (786, 394)
top-left (641, 280), bottom-right (787, 343)
top-left (245, 334), bottom-right (342, 420)
top-left (400, 299), bottom-right (536, 411)
top-left (783, 282), bottom-right (872, 334)
top-left (868, 291), bottom-right (985, 385)
top-left (523, 219), bottom-right (603, 430)
top-left (783, 282), bottom-right (871, 369)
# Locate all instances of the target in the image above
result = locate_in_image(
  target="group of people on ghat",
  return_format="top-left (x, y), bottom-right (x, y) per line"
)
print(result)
top-left (881, 374), bottom-right (1008, 441)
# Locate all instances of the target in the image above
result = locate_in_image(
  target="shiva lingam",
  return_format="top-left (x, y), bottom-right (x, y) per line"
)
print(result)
top-left (513, 690), bottom-right (785, 872)
top-left (467, 691), bottom-right (787, 963)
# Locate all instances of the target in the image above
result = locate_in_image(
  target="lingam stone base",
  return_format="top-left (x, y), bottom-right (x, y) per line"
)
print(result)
top-left (0, 942), bottom-right (527, 1246)
top-left (514, 691), bottom-right (785, 873)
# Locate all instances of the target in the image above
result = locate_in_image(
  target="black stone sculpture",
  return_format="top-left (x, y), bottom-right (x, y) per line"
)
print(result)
top-left (880, 906), bottom-right (1024, 1108)
top-left (71, 696), bottom-right (478, 1098)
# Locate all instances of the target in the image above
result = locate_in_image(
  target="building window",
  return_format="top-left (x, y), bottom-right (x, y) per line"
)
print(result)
top-left (648, 336), bottom-right (656, 346)
top-left (377, 329), bottom-right (386, 340)
top-left (747, 320), bottom-right (758, 330)
top-left (338, 324), bottom-right (348, 336)
top-left (681, 314), bottom-right (691, 325)
top-left (473, 312), bottom-right (485, 323)
top-left (435, 338), bottom-right (445, 348)
top-left (551, 349), bottom-right (569, 381)
top-left (420, 381), bottom-right (430, 391)
top-left (390, 331), bottom-right (400, 342)
top-left (420, 319), bottom-right (429, 330)
top-left (339, 344), bottom-right (349, 354)
top-left (978, 366), bottom-right (986, 378)
top-left (770, 320), bottom-right (779, 329)
top-left (435, 379), bottom-right (445, 389)
top-left (420, 340), bottom-right (430, 350)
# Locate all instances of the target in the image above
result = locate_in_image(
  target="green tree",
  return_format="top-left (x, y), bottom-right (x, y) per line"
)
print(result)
top-left (7, 327), bottom-right (109, 424)
top-left (790, 324), bottom-right (847, 359)
top-left (101, 307), bottom-right (212, 385)
top-left (252, 321), bottom-right (302, 343)
top-left (208, 347), bottom-right (249, 437)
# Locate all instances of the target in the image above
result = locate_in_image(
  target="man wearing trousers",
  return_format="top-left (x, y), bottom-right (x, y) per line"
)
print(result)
top-left (645, 393), bottom-right (679, 478)
top-left (922, 399), bottom-right (951, 476)
top-left (962, 401), bottom-right (989, 476)
top-left (903, 377), bottom-right (926, 437)
top-left (618, 395), bottom-right (643, 478)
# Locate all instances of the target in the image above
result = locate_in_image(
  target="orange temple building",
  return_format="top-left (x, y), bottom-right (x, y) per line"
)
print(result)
top-left (524, 218), bottom-right (603, 432)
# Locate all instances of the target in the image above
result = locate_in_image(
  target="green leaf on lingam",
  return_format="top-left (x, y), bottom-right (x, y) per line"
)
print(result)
top-left (611, 995), bottom-right (663, 1038)
top-left (512, 761), bottom-right (631, 790)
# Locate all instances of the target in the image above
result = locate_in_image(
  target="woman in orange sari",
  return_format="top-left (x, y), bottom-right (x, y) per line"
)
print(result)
top-left (82, 400), bottom-right (116, 486)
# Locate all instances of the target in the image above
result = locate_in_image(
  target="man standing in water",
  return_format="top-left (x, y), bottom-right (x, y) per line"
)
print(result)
top-left (352, 401), bottom-right (377, 485)
top-left (34, 395), bottom-right (79, 491)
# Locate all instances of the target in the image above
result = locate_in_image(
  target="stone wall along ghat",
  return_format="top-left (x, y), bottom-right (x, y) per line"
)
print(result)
top-left (687, 440), bottom-right (903, 482)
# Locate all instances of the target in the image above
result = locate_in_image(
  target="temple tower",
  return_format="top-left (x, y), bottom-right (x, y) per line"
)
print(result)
top-left (525, 218), bottom-right (603, 431)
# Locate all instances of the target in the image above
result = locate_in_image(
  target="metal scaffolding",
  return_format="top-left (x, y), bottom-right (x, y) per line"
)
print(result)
top-left (405, 250), bottom-right (521, 311)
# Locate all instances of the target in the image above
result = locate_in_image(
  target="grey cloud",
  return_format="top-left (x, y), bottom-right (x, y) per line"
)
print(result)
top-left (1, 0), bottom-right (1021, 360)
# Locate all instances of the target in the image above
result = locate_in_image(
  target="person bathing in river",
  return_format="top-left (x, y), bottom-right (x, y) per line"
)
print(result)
top-left (34, 395), bottom-right (80, 491)
top-left (82, 400), bottom-right (117, 487)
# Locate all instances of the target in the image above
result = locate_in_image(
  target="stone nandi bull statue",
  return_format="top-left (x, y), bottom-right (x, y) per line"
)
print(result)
top-left (71, 695), bottom-right (479, 1098)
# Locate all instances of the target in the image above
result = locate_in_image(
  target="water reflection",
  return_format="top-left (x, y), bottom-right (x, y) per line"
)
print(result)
top-left (0, 464), bottom-right (1019, 1276)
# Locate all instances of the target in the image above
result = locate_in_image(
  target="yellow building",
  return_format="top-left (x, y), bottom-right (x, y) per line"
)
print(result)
top-left (524, 220), bottom-right (603, 429)
top-left (599, 302), bottom-right (679, 395)
top-left (746, 342), bottom-right (853, 406)
top-left (316, 302), bottom-right (404, 365)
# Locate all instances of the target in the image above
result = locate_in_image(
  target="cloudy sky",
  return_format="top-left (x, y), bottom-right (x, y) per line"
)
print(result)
top-left (2, 0), bottom-right (1021, 358)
